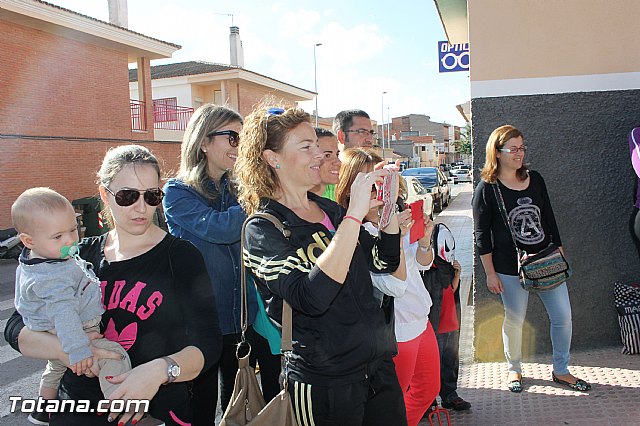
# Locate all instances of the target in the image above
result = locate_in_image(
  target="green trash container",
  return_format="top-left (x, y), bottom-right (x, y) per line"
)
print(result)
top-left (72, 196), bottom-right (109, 237)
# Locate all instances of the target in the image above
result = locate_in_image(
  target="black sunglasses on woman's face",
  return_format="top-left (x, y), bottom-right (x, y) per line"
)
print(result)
top-left (206, 130), bottom-right (240, 147)
top-left (105, 187), bottom-right (164, 207)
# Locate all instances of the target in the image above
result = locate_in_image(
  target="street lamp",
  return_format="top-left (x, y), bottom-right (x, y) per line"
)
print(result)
top-left (381, 91), bottom-right (387, 149)
top-left (387, 106), bottom-right (391, 149)
top-left (313, 43), bottom-right (322, 127)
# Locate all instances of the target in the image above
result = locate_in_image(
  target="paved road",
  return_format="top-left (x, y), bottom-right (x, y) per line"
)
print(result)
top-left (0, 259), bottom-right (41, 425)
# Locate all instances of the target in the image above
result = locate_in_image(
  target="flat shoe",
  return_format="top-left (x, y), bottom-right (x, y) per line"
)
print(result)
top-left (507, 378), bottom-right (523, 393)
top-left (442, 397), bottom-right (471, 411)
top-left (552, 372), bottom-right (591, 392)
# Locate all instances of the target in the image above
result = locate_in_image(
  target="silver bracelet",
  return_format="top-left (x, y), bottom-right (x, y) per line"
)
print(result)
top-left (418, 245), bottom-right (431, 252)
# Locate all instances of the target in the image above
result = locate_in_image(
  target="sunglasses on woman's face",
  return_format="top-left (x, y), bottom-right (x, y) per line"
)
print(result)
top-left (104, 187), bottom-right (164, 207)
top-left (206, 130), bottom-right (240, 147)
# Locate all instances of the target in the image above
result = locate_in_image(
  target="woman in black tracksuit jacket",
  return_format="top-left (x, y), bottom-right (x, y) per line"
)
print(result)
top-left (234, 105), bottom-right (407, 426)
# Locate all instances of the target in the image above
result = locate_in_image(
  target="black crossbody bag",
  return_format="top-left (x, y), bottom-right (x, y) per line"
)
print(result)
top-left (492, 183), bottom-right (572, 292)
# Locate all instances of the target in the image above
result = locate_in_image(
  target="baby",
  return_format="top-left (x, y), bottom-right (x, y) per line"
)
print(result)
top-left (12, 188), bottom-right (130, 422)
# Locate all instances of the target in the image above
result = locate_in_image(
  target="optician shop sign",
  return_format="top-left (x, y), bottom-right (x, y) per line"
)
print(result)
top-left (438, 42), bottom-right (469, 73)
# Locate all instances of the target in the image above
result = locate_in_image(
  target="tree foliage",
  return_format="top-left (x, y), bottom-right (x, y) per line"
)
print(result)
top-left (457, 123), bottom-right (472, 155)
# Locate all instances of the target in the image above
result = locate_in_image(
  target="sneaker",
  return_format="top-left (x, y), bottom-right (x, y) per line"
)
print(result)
top-left (27, 411), bottom-right (50, 425)
top-left (442, 397), bottom-right (471, 411)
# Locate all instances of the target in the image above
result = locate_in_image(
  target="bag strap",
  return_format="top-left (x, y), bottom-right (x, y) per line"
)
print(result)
top-left (491, 183), bottom-right (521, 257)
top-left (240, 212), bottom-right (293, 353)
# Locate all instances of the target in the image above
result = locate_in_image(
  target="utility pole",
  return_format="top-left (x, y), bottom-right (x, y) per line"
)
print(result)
top-left (313, 43), bottom-right (322, 127)
top-left (381, 91), bottom-right (387, 149)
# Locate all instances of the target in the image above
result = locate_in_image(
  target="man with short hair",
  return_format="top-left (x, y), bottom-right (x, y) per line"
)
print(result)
top-left (333, 109), bottom-right (376, 152)
top-left (311, 128), bottom-right (341, 201)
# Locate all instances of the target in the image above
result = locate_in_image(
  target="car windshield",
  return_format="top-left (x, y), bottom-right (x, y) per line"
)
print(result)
top-left (416, 176), bottom-right (437, 187)
top-left (402, 168), bottom-right (438, 187)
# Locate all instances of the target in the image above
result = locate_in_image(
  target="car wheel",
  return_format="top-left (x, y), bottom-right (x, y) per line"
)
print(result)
top-left (434, 196), bottom-right (443, 213)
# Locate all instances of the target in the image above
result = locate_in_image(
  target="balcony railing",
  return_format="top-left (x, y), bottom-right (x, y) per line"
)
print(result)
top-left (130, 99), bottom-right (147, 131)
top-left (130, 99), bottom-right (194, 132)
top-left (153, 101), bottom-right (194, 131)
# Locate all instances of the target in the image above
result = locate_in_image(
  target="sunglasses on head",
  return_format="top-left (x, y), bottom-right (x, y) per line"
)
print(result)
top-left (104, 187), bottom-right (164, 207)
top-left (264, 107), bottom-right (285, 131)
top-left (206, 130), bottom-right (240, 147)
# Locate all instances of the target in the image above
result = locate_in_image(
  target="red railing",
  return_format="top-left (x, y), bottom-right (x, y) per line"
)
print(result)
top-left (152, 98), bottom-right (193, 131)
top-left (130, 98), bottom-right (194, 132)
top-left (130, 99), bottom-right (147, 131)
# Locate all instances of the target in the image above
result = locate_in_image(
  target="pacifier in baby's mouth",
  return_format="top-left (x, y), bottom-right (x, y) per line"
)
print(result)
top-left (60, 242), bottom-right (80, 259)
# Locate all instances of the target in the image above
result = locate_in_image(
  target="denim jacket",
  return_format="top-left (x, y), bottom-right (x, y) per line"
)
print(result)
top-left (163, 174), bottom-right (257, 335)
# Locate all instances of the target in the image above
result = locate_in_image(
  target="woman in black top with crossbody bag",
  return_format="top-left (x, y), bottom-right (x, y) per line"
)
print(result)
top-left (472, 125), bottom-right (591, 394)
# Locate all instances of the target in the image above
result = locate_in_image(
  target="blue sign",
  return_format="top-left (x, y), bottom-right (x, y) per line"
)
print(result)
top-left (438, 42), bottom-right (469, 73)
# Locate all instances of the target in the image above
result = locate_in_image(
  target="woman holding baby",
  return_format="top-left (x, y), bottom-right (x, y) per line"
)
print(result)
top-left (5, 144), bottom-right (222, 425)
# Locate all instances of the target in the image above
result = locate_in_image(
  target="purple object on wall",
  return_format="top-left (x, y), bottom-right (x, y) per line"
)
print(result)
top-left (629, 128), bottom-right (640, 208)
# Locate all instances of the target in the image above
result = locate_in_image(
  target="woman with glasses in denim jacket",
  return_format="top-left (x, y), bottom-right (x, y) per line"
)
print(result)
top-left (162, 104), bottom-right (281, 421)
top-left (472, 125), bottom-right (590, 394)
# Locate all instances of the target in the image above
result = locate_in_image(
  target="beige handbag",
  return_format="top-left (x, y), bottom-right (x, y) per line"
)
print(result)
top-left (220, 213), bottom-right (298, 426)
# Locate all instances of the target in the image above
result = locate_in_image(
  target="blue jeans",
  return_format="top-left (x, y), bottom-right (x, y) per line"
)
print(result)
top-left (497, 273), bottom-right (572, 375)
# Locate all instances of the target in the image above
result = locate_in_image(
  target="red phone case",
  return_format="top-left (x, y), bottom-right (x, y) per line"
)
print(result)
top-left (409, 199), bottom-right (425, 244)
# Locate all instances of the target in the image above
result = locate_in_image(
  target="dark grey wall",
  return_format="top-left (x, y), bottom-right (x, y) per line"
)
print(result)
top-left (471, 90), bottom-right (640, 361)
top-left (390, 139), bottom-right (415, 158)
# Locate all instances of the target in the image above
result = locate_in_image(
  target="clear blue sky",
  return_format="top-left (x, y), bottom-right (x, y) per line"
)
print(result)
top-left (49, 0), bottom-right (469, 126)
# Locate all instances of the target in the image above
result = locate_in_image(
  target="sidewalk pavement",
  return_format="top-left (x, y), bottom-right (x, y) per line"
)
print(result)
top-left (419, 184), bottom-right (640, 426)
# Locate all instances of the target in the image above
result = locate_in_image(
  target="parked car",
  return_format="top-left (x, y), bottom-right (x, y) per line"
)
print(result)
top-left (450, 167), bottom-right (472, 183)
top-left (401, 176), bottom-right (435, 219)
top-left (439, 164), bottom-right (451, 174)
top-left (401, 167), bottom-right (451, 212)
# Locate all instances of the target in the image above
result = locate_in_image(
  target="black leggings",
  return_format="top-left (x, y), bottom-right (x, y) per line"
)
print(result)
top-left (632, 207), bottom-right (640, 260)
top-left (287, 358), bottom-right (407, 426)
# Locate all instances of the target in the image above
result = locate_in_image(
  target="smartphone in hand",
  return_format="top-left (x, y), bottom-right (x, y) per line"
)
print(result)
top-left (377, 174), bottom-right (398, 229)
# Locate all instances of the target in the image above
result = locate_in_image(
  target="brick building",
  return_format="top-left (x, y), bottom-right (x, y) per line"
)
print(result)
top-left (129, 60), bottom-right (316, 141)
top-left (378, 114), bottom-right (462, 166)
top-left (1, 3), bottom-right (320, 229)
top-left (0, 0), bottom-right (180, 228)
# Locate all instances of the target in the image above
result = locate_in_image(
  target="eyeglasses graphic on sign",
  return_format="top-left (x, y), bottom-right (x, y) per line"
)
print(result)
top-left (438, 41), bottom-right (469, 73)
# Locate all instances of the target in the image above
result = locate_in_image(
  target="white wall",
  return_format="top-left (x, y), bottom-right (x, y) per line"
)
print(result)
top-left (129, 80), bottom-right (194, 108)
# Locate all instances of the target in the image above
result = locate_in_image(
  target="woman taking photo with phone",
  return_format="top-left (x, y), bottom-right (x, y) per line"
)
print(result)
top-left (336, 148), bottom-right (440, 426)
top-left (235, 104), bottom-right (407, 425)
top-left (472, 125), bottom-right (590, 394)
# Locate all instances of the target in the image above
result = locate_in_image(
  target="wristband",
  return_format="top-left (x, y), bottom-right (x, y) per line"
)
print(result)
top-left (343, 215), bottom-right (362, 226)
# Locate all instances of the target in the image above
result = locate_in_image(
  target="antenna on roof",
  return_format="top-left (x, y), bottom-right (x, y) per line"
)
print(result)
top-left (213, 12), bottom-right (234, 26)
